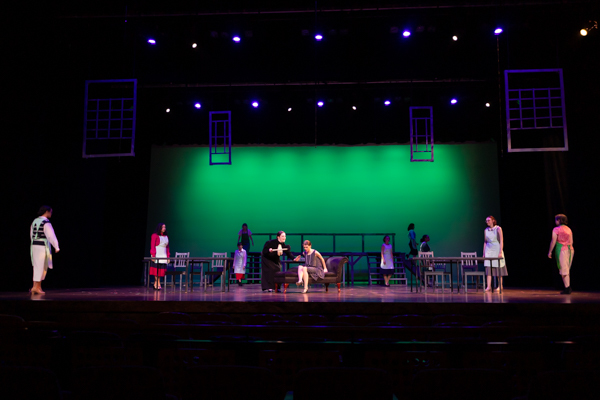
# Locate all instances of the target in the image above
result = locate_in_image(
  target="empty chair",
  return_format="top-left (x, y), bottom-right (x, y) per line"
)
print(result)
top-left (461, 252), bottom-right (485, 293)
top-left (410, 368), bottom-right (511, 400)
top-left (292, 314), bottom-right (328, 325)
top-left (151, 312), bottom-right (193, 325)
top-left (70, 366), bottom-right (169, 400)
top-left (246, 314), bottom-right (282, 325)
top-left (0, 366), bottom-right (62, 400)
top-left (164, 251), bottom-right (189, 291)
top-left (195, 313), bottom-right (234, 324)
top-left (204, 252), bottom-right (228, 290)
top-left (389, 314), bottom-right (430, 327)
top-left (294, 367), bottom-right (392, 400)
top-left (333, 315), bottom-right (372, 326)
top-left (183, 366), bottom-right (281, 400)
top-left (528, 370), bottom-right (600, 400)
top-left (419, 251), bottom-right (451, 293)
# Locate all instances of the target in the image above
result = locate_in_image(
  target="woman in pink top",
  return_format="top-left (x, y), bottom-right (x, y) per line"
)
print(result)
top-left (547, 214), bottom-right (574, 294)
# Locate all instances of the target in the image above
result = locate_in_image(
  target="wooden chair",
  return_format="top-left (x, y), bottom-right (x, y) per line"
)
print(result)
top-left (461, 252), bottom-right (485, 293)
top-left (420, 251), bottom-right (451, 293)
top-left (204, 252), bottom-right (228, 291)
top-left (163, 252), bottom-right (189, 291)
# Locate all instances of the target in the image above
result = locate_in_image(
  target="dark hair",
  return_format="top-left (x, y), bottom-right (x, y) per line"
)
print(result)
top-left (555, 214), bottom-right (568, 225)
top-left (237, 242), bottom-right (243, 247)
top-left (277, 231), bottom-right (285, 238)
top-left (37, 205), bottom-right (52, 216)
top-left (242, 223), bottom-right (248, 231)
top-left (420, 235), bottom-right (429, 242)
top-left (383, 235), bottom-right (390, 243)
top-left (407, 223), bottom-right (415, 231)
top-left (486, 215), bottom-right (497, 226)
top-left (154, 223), bottom-right (168, 236)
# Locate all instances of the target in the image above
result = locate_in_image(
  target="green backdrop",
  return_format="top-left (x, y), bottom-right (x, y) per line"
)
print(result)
top-left (146, 143), bottom-right (500, 281)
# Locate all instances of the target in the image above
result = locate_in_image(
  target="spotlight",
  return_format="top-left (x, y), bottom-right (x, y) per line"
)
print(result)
top-left (402, 30), bottom-right (411, 38)
top-left (194, 103), bottom-right (201, 109)
top-left (485, 103), bottom-right (491, 108)
top-left (494, 28), bottom-right (503, 35)
top-left (384, 100), bottom-right (391, 106)
top-left (192, 43), bottom-right (197, 48)
top-left (147, 39), bottom-right (156, 44)
top-left (232, 36), bottom-right (241, 43)
top-left (166, 108), bottom-right (171, 113)
top-left (352, 106), bottom-right (357, 110)
top-left (252, 101), bottom-right (259, 108)
top-left (315, 34), bottom-right (323, 41)
top-left (452, 35), bottom-right (458, 41)
top-left (580, 29), bottom-right (588, 36)
top-left (287, 108), bottom-right (292, 112)
top-left (317, 101), bottom-right (324, 107)
top-left (450, 98), bottom-right (458, 104)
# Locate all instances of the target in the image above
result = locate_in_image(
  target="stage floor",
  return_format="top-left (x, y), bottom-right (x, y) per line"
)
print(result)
top-left (0, 284), bottom-right (598, 304)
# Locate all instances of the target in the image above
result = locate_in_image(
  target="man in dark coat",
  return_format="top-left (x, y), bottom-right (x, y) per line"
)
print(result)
top-left (261, 231), bottom-right (296, 292)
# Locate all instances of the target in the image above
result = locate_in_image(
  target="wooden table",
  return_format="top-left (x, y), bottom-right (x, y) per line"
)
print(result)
top-left (143, 257), bottom-right (234, 293)
top-left (409, 257), bottom-right (504, 294)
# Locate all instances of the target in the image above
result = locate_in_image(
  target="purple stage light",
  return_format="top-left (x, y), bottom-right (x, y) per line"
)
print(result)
top-left (194, 103), bottom-right (201, 109)
top-left (166, 108), bottom-right (171, 113)
top-left (287, 108), bottom-right (292, 112)
top-left (147, 39), bottom-right (156, 44)
top-left (252, 101), bottom-right (259, 108)
top-left (192, 43), bottom-right (198, 48)
top-left (384, 100), bottom-right (391, 106)
top-left (352, 106), bottom-right (357, 110)
top-left (402, 30), bottom-right (411, 38)
top-left (450, 98), bottom-right (458, 105)
top-left (315, 34), bottom-right (323, 41)
top-left (232, 36), bottom-right (241, 42)
top-left (494, 28), bottom-right (503, 35)
top-left (317, 101), bottom-right (324, 107)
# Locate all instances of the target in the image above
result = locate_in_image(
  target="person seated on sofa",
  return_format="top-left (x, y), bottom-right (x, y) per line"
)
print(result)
top-left (295, 240), bottom-right (328, 294)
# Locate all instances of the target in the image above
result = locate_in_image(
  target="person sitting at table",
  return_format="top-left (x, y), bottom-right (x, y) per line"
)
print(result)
top-left (419, 235), bottom-right (431, 252)
top-left (296, 240), bottom-right (328, 293)
top-left (261, 231), bottom-right (296, 292)
top-left (150, 223), bottom-right (170, 290)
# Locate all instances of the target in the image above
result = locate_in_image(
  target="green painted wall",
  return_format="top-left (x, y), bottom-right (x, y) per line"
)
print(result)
top-left (146, 143), bottom-right (500, 280)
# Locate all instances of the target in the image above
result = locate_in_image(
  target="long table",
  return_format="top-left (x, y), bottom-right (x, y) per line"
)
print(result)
top-left (143, 257), bottom-right (234, 293)
top-left (409, 257), bottom-right (505, 294)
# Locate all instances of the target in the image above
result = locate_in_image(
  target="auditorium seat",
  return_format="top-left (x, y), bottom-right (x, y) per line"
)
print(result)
top-left (194, 312), bottom-right (235, 324)
top-left (246, 313), bottom-right (283, 325)
top-left (150, 312), bottom-right (193, 324)
top-left (333, 315), bottom-right (372, 326)
top-left (293, 367), bottom-right (392, 400)
top-left (292, 314), bottom-right (328, 325)
top-left (0, 366), bottom-right (63, 400)
top-left (388, 314), bottom-right (430, 326)
top-left (528, 370), bottom-right (600, 400)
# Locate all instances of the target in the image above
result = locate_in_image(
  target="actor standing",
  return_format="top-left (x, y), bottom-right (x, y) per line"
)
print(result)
top-left (261, 231), bottom-right (295, 292)
top-left (30, 205), bottom-right (60, 294)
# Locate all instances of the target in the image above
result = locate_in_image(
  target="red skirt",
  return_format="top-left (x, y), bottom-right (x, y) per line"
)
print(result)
top-left (150, 263), bottom-right (167, 277)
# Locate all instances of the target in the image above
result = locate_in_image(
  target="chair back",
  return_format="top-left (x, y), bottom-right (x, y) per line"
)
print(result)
top-left (418, 251), bottom-right (434, 268)
top-left (211, 252), bottom-right (228, 270)
top-left (460, 252), bottom-right (478, 270)
top-left (174, 252), bottom-right (189, 268)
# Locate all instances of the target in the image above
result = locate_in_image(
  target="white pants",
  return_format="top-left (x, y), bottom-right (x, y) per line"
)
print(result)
top-left (31, 245), bottom-right (50, 281)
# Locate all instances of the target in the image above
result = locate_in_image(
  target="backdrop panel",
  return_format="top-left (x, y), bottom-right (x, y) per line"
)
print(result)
top-left (146, 143), bottom-right (500, 280)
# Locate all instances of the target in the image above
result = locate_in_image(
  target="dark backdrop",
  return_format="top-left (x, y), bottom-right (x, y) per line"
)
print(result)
top-left (4, 1), bottom-right (599, 291)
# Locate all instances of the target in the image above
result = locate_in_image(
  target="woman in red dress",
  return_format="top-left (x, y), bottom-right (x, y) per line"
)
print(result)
top-left (150, 223), bottom-right (170, 290)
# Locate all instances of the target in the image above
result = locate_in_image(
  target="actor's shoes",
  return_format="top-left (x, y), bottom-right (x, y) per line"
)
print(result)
top-left (238, 281), bottom-right (243, 287)
top-left (296, 281), bottom-right (303, 287)
top-left (302, 288), bottom-right (309, 294)
top-left (262, 289), bottom-right (269, 292)
top-left (385, 283), bottom-right (390, 287)
top-left (560, 286), bottom-right (572, 295)
top-left (268, 289), bottom-right (274, 292)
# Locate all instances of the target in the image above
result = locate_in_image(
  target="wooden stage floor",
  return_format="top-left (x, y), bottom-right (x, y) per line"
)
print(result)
top-left (2, 284), bottom-right (600, 322)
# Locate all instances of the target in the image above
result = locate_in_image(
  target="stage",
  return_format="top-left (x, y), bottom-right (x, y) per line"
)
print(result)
top-left (2, 285), bottom-right (599, 326)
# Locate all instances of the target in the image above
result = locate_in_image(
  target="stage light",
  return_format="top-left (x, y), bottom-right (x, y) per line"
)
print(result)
top-left (194, 103), bottom-right (201, 109)
top-left (317, 101), bottom-right (324, 107)
top-left (352, 106), bottom-right (357, 110)
top-left (287, 108), bottom-right (292, 112)
top-left (315, 34), bottom-right (323, 41)
top-left (402, 30), bottom-right (411, 38)
top-left (580, 28), bottom-right (588, 36)
top-left (485, 103), bottom-right (491, 108)
top-left (166, 108), bottom-right (170, 113)
top-left (252, 101), bottom-right (259, 108)
top-left (384, 100), bottom-right (391, 106)
top-left (232, 36), bottom-right (241, 43)
top-left (450, 98), bottom-right (458, 104)
top-left (580, 21), bottom-right (598, 36)
top-left (452, 35), bottom-right (458, 41)
top-left (494, 28), bottom-right (503, 35)
top-left (192, 43), bottom-right (197, 48)
top-left (147, 39), bottom-right (156, 44)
